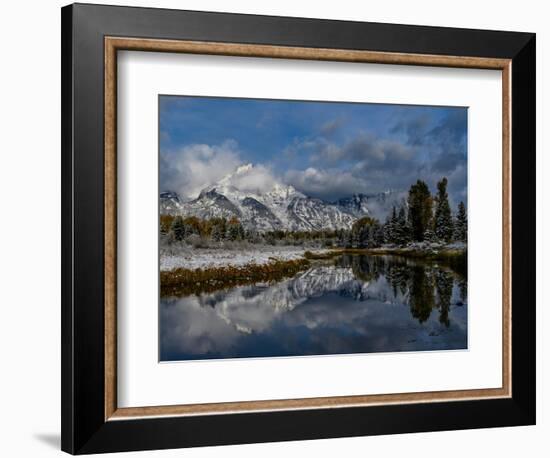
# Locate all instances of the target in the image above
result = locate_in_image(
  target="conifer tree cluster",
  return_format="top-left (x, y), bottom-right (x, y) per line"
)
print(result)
top-left (162, 215), bottom-right (246, 243)
top-left (380, 177), bottom-right (467, 246)
top-left (383, 206), bottom-right (412, 246)
top-left (226, 217), bottom-right (246, 241)
top-left (352, 217), bottom-right (385, 248)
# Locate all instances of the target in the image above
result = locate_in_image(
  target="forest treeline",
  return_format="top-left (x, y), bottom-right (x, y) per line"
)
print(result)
top-left (344, 177), bottom-right (467, 249)
top-left (161, 177), bottom-right (467, 249)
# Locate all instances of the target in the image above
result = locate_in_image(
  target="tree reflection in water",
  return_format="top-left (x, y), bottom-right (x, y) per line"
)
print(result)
top-left (160, 254), bottom-right (467, 361)
top-left (336, 254), bottom-right (466, 327)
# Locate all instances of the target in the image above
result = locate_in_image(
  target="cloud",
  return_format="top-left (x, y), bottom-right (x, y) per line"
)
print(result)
top-left (427, 110), bottom-right (467, 147)
top-left (160, 110), bottom-right (467, 208)
top-left (161, 140), bottom-right (282, 199)
top-left (319, 118), bottom-right (343, 137)
top-left (160, 139), bottom-right (241, 200)
top-left (343, 134), bottom-right (415, 166)
top-left (445, 163), bottom-right (468, 206)
top-left (220, 163), bottom-right (278, 195)
top-left (161, 266), bottom-right (467, 361)
top-left (284, 163), bottom-right (413, 202)
top-left (282, 131), bottom-right (423, 200)
top-left (390, 110), bottom-right (467, 166)
top-left (289, 131), bottom-right (415, 171)
top-left (390, 113), bottom-right (431, 146)
top-left (285, 167), bottom-right (366, 200)
top-left (282, 111), bottom-right (467, 205)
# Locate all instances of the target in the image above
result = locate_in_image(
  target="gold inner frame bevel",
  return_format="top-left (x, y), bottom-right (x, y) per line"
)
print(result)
top-left (104, 37), bottom-right (512, 421)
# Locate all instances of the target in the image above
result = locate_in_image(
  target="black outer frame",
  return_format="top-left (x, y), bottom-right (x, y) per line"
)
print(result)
top-left (61, 3), bottom-right (536, 454)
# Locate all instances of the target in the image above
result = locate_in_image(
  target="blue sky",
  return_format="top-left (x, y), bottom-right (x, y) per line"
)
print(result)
top-left (160, 95), bottom-right (467, 206)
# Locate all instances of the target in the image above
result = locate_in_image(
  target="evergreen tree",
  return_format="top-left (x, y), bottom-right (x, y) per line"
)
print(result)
top-left (454, 201), bottom-right (467, 242)
top-left (264, 232), bottom-right (276, 245)
top-left (211, 223), bottom-right (224, 242)
top-left (346, 231), bottom-right (353, 248)
top-left (337, 229), bottom-right (347, 248)
top-left (423, 228), bottom-right (436, 243)
top-left (433, 177), bottom-right (454, 242)
top-left (351, 229), bottom-right (361, 248)
top-left (207, 217), bottom-right (226, 239)
top-left (182, 222), bottom-right (195, 239)
top-left (407, 180), bottom-right (433, 241)
top-left (352, 217), bottom-right (383, 248)
top-left (395, 206), bottom-right (411, 246)
top-left (226, 224), bottom-right (238, 241)
top-left (340, 230), bottom-right (352, 248)
top-left (384, 207), bottom-right (398, 244)
top-left (226, 218), bottom-right (245, 241)
top-left (237, 222), bottom-right (245, 240)
top-left (374, 224), bottom-right (385, 246)
top-left (171, 216), bottom-right (186, 241)
top-left (366, 221), bottom-right (384, 248)
top-left (245, 229), bottom-right (260, 244)
top-left (383, 219), bottom-right (391, 244)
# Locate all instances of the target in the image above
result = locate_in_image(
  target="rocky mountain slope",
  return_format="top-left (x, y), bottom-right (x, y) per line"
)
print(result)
top-left (160, 163), bottom-right (405, 232)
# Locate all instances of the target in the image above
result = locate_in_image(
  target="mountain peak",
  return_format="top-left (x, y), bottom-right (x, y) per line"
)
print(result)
top-left (160, 190), bottom-right (180, 202)
top-left (216, 163), bottom-right (255, 187)
top-left (206, 163), bottom-right (302, 201)
top-left (234, 163), bottom-right (254, 174)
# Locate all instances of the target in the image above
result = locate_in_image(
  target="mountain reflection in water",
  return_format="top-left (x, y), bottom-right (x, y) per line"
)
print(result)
top-left (160, 255), bottom-right (467, 361)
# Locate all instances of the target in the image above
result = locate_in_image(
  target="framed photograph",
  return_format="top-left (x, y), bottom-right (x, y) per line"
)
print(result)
top-left (61, 3), bottom-right (536, 454)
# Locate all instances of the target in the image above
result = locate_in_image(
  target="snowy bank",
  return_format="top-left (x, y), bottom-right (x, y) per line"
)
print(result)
top-left (160, 246), bottom-right (330, 271)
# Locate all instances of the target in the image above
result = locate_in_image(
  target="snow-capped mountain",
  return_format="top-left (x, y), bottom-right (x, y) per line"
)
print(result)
top-left (160, 163), bottom-right (404, 231)
top-left (159, 191), bottom-right (182, 214)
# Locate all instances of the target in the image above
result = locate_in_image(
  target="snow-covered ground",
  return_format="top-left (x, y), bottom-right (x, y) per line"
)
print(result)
top-left (160, 246), bottom-right (328, 271)
top-left (159, 241), bottom-right (466, 272)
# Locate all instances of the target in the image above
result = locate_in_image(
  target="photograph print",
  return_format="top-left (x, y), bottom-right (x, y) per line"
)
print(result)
top-left (159, 96), bottom-right (468, 362)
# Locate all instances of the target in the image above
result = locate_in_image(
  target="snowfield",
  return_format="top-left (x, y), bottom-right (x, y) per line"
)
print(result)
top-left (160, 246), bottom-right (329, 271)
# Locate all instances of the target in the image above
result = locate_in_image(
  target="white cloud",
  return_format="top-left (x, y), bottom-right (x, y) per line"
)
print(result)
top-left (160, 136), bottom-right (466, 208)
top-left (222, 163), bottom-right (278, 195)
top-left (160, 140), bottom-right (242, 200)
top-left (161, 140), bottom-right (288, 199)
top-left (285, 167), bottom-right (367, 200)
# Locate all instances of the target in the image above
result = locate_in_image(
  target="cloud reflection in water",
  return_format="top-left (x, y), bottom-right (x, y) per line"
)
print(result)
top-left (160, 256), bottom-right (467, 361)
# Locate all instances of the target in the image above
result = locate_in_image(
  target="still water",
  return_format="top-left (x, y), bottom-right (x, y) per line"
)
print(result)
top-left (160, 255), bottom-right (467, 361)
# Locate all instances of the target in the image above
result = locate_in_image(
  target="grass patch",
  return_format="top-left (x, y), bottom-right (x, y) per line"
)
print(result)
top-left (161, 258), bottom-right (311, 297)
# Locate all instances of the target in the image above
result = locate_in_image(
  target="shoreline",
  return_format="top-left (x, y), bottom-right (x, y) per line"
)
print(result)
top-left (333, 245), bottom-right (466, 260)
top-left (160, 245), bottom-right (330, 271)
top-left (161, 243), bottom-right (466, 272)
top-left (160, 257), bottom-right (310, 297)
top-left (160, 244), bottom-right (466, 296)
